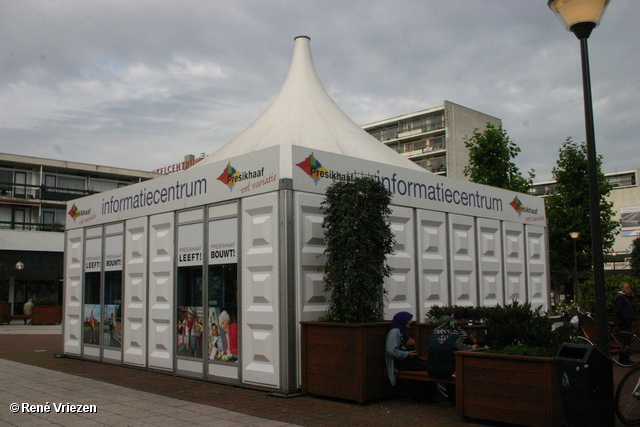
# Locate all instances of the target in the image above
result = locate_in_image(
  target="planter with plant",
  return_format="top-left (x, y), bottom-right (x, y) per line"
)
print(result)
top-left (32, 296), bottom-right (62, 325)
top-left (300, 177), bottom-right (395, 403)
top-left (455, 301), bottom-right (572, 427)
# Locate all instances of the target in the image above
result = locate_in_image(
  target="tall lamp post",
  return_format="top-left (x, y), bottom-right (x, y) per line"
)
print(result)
top-left (570, 231), bottom-right (580, 301)
top-left (548, 0), bottom-right (610, 355)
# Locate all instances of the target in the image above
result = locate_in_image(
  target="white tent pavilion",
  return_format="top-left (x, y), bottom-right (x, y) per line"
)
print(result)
top-left (63, 36), bottom-right (548, 395)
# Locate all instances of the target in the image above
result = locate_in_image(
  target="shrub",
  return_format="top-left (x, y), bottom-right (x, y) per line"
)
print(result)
top-left (320, 177), bottom-right (394, 323)
top-left (578, 275), bottom-right (640, 313)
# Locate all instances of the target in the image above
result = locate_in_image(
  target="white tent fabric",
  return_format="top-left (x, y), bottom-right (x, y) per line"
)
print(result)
top-left (196, 36), bottom-right (426, 177)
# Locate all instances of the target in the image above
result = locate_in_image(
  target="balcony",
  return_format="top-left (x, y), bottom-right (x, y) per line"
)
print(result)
top-left (0, 182), bottom-right (96, 202)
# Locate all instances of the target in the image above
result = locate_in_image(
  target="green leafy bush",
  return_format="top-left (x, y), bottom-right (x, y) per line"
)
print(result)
top-left (320, 177), bottom-right (394, 323)
top-left (578, 275), bottom-right (640, 313)
top-left (483, 301), bottom-right (570, 357)
top-left (426, 305), bottom-right (490, 324)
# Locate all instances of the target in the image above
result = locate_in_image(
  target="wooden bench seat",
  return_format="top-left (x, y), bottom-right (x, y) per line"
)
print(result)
top-left (8, 314), bottom-right (31, 324)
top-left (396, 370), bottom-right (455, 384)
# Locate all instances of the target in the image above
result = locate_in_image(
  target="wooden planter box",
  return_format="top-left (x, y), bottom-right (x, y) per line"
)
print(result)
top-left (0, 302), bottom-right (11, 324)
top-left (456, 349), bottom-right (565, 427)
top-left (300, 321), bottom-right (392, 403)
top-left (32, 305), bottom-right (62, 325)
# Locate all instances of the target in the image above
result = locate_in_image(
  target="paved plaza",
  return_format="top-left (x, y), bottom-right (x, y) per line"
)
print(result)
top-left (0, 324), bottom-right (475, 427)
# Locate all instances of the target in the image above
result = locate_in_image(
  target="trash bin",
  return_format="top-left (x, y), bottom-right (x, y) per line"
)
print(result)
top-left (555, 343), bottom-right (615, 427)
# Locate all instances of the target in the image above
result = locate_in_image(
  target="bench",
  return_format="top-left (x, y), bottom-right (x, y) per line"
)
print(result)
top-left (8, 315), bottom-right (31, 324)
top-left (396, 370), bottom-right (455, 384)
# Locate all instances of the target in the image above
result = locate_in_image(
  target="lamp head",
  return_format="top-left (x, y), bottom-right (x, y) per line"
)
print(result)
top-left (570, 231), bottom-right (580, 239)
top-left (548, 0), bottom-right (610, 39)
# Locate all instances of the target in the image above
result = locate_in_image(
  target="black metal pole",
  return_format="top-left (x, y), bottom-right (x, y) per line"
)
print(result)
top-left (573, 238), bottom-right (579, 300)
top-left (577, 32), bottom-right (609, 355)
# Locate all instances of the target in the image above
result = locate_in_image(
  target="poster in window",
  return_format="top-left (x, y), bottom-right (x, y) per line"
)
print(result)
top-left (622, 206), bottom-right (640, 237)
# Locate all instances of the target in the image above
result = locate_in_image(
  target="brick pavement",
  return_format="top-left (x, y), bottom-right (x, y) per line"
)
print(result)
top-left (0, 329), bottom-right (484, 427)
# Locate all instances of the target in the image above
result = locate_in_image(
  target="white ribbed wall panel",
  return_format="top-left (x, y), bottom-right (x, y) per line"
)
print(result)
top-left (294, 192), bottom-right (326, 322)
top-left (477, 218), bottom-right (503, 307)
top-left (241, 193), bottom-right (279, 388)
top-left (417, 210), bottom-right (449, 317)
top-left (386, 206), bottom-right (416, 319)
top-left (503, 222), bottom-right (526, 302)
top-left (526, 225), bottom-right (548, 311)
top-left (123, 217), bottom-right (148, 367)
top-left (449, 214), bottom-right (477, 307)
top-left (63, 228), bottom-right (83, 355)
top-left (147, 213), bottom-right (174, 371)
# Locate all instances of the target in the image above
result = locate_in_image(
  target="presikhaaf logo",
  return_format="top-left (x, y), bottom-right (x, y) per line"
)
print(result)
top-left (217, 162), bottom-right (266, 192)
top-left (68, 203), bottom-right (92, 221)
top-left (296, 152), bottom-right (328, 185)
top-left (217, 163), bottom-right (242, 191)
top-left (509, 196), bottom-right (538, 217)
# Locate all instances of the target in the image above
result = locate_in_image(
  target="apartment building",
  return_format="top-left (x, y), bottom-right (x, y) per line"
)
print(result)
top-left (361, 100), bottom-right (501, 180)
top-left (532, 168), bottom-right (640, 272)
top-left (0, 153), bottom-right (161, 315)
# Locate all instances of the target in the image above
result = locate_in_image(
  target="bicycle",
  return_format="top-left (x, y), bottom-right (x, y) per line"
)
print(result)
top-left (616, 364), bottom-right (640, 425)
top-left (568, 308), bottom-right (640, 368)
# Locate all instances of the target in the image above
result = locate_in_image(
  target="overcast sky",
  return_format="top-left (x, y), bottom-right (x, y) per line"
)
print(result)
top-left (1, 1), bottom-right (637, 181)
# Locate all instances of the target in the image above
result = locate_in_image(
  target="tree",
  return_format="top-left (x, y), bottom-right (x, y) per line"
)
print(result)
top-left (463, 123), bottom-right (535, 192)
top-left (630, 237), bottom-right (640, 278)
top-left (320, 177), bottom-right (394, 323)
top-left (546, 138), bottom-right (619, 295)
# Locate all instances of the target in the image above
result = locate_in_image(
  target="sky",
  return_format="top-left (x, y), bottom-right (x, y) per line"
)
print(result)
top-left (1, 1), bottom-right (637, 181)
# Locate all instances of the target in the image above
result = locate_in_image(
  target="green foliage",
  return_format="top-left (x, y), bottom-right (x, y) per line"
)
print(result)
top-left (631, 237), bottom-right (640, 278)
top-left (546, 138), bottom-right (619, 291)
top-left (463, 123), bottom-right (535, 193)
top-left (320, 177), bottom-right (394, 323)
top-left (426, 305), bottom-right (491, 324)
top-left (578, 275), bottom-right (640, 313)
top-left (34, 296), bottom-right (59, 306)
top-left (483, 301), bottom-right (568, 356)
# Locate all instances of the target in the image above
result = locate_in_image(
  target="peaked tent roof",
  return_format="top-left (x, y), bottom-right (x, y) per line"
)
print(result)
top-left (196, 36), bottom-right (427, 177)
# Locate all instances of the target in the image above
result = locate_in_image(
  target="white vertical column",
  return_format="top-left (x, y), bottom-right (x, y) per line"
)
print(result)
top-left (241, 192), bottom-right (279, 388)
top-left (417, 210), bottom-right (449, 318)
top-left (477, 218), bottom-right (503, 307)
top-left (526, 225), bottom-right (549, 311)
top-left (503, 222), bottom-right (525, 302)
top-left (63, 228), bottom-right (83, 356)
top-left (449, 214), bottom-right (477, 307)
top-left (148, 212), bottom-right (174, 371)
top-left (123, 217), bottom-right (148, 367)
top-left (386, 206), bottom-right (416, 319)
top-left (294, 192), bottom-right (326, 322)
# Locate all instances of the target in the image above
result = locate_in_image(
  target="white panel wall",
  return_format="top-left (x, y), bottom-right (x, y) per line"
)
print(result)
top-left (241, 192), bottom-right (279, 388)
top-left (64, 228), bottom-right (84, 355)
top-left (386, 206), bottom-right (416, 319)
top-left (477, 218), bottom-right (503, 307)
top-left (147, 213), bottom-right (174, 371)
top-left (526, 225), bottom-right (549, 311)
top-left (294, 192), bottom-right (326, 322)
top-left (503, 222), bottom-right (526, 302)
top-left (123, 217), bottom-right (148, 367)
top-left (417, 210), bottom-right (449, 319)
top-left (449, 214), bottom-right (477, 307)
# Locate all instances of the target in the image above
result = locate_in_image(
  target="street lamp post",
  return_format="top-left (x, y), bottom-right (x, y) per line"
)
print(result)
top-left (548, 2), bottom-right (614, 424)
top-left (570, 231), bottom-right (580, 300)
top-left (548, 0), bottom-right (610, 355)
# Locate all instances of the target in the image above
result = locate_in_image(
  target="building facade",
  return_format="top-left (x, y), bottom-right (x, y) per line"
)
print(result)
top-left (532, 168), bottom-right (640, 274)
top-left (361, 101), bottom-right (501, 180)
top-left (0, 153), bottom-right (160, 316)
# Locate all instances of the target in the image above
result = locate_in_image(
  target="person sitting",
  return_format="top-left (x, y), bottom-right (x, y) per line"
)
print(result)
top-left (425, 307), bottom-right (479, 403)
top-left (22, 299), bottom-right (34, 324)
top-left (385, 311), bottom-right (420, 387)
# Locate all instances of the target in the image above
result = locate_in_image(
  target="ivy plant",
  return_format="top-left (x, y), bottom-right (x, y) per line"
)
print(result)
top-left (320, 177), bottom-right (394, 323)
